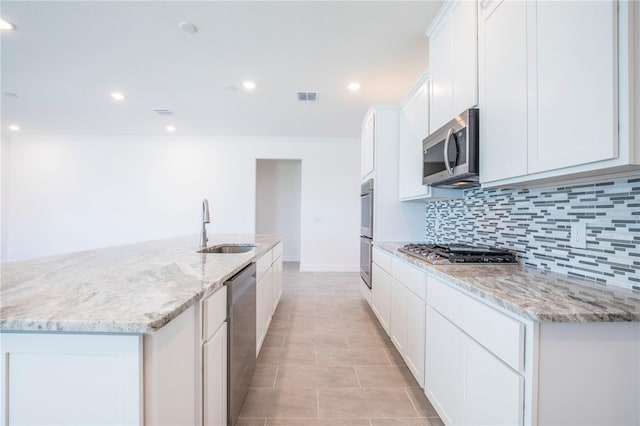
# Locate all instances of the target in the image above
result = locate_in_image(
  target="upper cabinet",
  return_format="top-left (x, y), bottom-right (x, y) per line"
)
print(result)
top-left (427, 0), bottom-right (478, 133)
top-left (398, 75), bottom-right (462, 201)
top-left (361, 111), bottom-right (375, 179)
top-left (479, 0), bottom-right (639, 187)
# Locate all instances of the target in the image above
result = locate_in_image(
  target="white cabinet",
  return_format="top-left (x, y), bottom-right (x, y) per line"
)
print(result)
top-left (531, 1), bottom-right (616, 173)
top-left (372, 249), bottom-right (426, 388)
top-left (426, 306), bottom-right (524, 426)
top-left (405, 291), bottom-right (426, 388)
top-left (361, 111), bottom-right (375, 179)
top-left (465, 337), bottom-right (524, 426)
top-left (398, 76), bottom-right (463, 202)
top-left (428, 0), bottom-right (478, 133)
top-left (363, 106), bottom-right (426, 241)
top-left (478, 0), bottom-right (528, 182)
top-left (480, 0), bottom-right (638, 187)
top-left (0, 333), bottom-right (141, 426)
top-left (425, 306), bottom-right (465, 425)
top-left (203, 323), bottom-right (227, 426)
top-left (390, 280), bottom-right (408, 355)
top-left (399, 80), bottom-right (430, 200)
top-left (201, 287), bottom-right (228, 426)
top-left (426, 276), bottom-right (525, 426)
top-left (256, 243), bottom-right (283, 355)
top-left (371, 262), bottom-right (392, 333)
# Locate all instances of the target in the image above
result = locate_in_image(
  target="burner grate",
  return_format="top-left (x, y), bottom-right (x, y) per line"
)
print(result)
top-left (399, 243), bottom-right (517, 265)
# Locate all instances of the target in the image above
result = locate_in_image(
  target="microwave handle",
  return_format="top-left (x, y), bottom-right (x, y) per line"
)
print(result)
top-left (443, 127), bottom-right (455, 176)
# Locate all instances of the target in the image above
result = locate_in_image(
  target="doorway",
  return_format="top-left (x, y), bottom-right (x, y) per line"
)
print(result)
top-left (255, 159), bottom-right (301, 262)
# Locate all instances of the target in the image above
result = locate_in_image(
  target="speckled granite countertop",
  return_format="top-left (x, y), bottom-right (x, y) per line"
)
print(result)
top-left (0, 234), bottom-right (281, 334)
top-left (375, 242), bottom-right (640, 322)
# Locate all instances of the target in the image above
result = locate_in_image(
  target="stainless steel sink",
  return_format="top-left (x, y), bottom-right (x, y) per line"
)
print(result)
top-left (198, 244), bottom-right (256, 254)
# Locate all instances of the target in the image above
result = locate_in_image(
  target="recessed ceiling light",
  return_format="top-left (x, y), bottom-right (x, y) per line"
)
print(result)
top-left (166, 125), bottom-right (176, 133)
top-left (348, 82), bottom-right (361, 91)
top-left (9, 124), bottom-right (20, 131)
top-left (111, 92), bottom-right (126, 101)
top-left (179, 22), bottom-right (198, 34)
top-left (243, 81), bottom-right (256, 90)
top-left (0, 19), bottom-right (15, 30)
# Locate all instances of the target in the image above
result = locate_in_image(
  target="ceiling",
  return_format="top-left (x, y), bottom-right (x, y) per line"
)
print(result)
top-left (1, 1), bottom-right (442, 139)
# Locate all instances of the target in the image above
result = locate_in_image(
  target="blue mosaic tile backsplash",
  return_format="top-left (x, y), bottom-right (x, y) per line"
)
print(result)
top-left (425, 176), bottom-right (640, 290)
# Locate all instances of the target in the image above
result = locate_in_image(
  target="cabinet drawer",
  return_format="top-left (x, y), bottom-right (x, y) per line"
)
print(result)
top-left (272, 242), bottom-right (283, 262)
top-left (372, 247), bottom-right (393, 274)
top-left (392, 257), bottom-right (427, 302)
top-left (256, 250), bottom-right (272, 281)
top-left (428, 277), bottom-right (524, 372)
top-left (203, 286), bottom-right (227, 342)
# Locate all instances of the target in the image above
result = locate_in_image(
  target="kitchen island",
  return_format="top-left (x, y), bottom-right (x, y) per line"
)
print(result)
top-left (0, 234), bottom-right (283, 426)
top-left (368, 242), bottom-right (640, 426)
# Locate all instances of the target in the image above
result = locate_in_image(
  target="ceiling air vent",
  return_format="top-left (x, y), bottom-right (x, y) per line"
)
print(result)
top-left (152, 108), bottom-right (173, 115)
top-left (297, 91), bottom-right (318, 102)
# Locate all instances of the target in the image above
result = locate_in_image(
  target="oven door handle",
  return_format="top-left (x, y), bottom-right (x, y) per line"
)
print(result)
top-left (443, 127), bottom-right (455, 176)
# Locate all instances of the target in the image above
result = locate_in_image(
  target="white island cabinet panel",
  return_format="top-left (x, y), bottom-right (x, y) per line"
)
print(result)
top-left (1, 333), bottom-right (141, 426)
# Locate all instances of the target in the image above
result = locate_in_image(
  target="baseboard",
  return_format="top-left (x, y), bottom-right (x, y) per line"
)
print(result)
top-left (299, 264), bottom-right (360, 272)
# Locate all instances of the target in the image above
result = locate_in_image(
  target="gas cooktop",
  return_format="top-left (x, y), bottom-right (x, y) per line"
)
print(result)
top-left (398, 243), bottom-right (517, 265)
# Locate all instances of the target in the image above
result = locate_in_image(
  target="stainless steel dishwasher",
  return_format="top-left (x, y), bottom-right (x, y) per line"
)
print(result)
top-left (226, 262), bottom-right (257, 426)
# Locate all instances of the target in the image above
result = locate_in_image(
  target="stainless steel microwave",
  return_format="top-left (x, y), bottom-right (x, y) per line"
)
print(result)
top-left (423, 108), bottom-right (479, 189)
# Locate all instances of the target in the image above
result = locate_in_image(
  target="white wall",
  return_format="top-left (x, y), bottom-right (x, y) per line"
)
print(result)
top-left (1, 135), bottom-right (360, 271)
top-left (256, 159), bottom-right (301, 262)
top-left (0, 131), bottom-right (10, 262)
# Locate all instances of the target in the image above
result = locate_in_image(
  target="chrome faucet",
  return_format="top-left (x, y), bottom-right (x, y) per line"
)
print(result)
top-left (199, 199), bottom-right (211, 248)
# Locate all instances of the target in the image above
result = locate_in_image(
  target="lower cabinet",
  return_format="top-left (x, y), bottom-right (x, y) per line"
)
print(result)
top-left (256, 242), bottom-right (284, 355)
top-left (390, 280), bottom-right (408, 355)
top-left (405, 291), bottom-right (426, 388)
top-left (203, 323), bottom-right (227, 426)
top-left (425, 306), bottom-right (465, 425)
top-left (371, 263), bottom-right (392, 333)
top-left (425, 306), bottom-right (524, 426)
top-left (371, 247), bottom-right (426, 388)
top-left (0, 333), bottom-right (141, 425)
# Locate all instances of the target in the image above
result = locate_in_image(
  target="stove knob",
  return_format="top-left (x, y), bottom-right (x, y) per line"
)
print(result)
top-left (427, 252), bottom-right (438, 261)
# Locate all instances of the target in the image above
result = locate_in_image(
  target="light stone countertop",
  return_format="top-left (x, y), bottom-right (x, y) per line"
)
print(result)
top-left (0, 234), bottom-right (282, 334)
top-left (375, 242), bottom-right (640, 322)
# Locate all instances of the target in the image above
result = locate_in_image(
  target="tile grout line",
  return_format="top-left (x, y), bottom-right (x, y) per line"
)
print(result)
top-left (272, 365), bottom-right (279, 389)
top-left (353, 366), bottom-right (362, 388)
top-left (381, 348), bottom-right (394, 366)
top-left (403, 387), bottom-right (422, 418)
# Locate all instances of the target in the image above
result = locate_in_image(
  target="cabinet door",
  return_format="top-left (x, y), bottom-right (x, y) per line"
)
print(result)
top-left (203, 324), bottom-right (227, 426)
top-left (450, 0), bottom-right (478, 114)
top-left (361, 113), bottom-right (375, 178)
top-left (465, 337), bottom-right (524, 426)
top-left (406, 291), bottom-right (426, 388)
top-left (399, 82), bottom-right (430, 200)
top-left (425, 306), bottom-right (464, 426)
top-left (429, 17), bottom-right (453, 132)
top-left (390, 280), bottom-right (408, 355)
top-left (479, 0), bottom-right (528, 183)
top-left (530, 0), bottom-right (617, 173)
top-left (273, 256), bottom-right (283, 310)
top-left (256, 278), bottom-right (264, 354)
top-left (372, 263), bottom-right (392, 333)
top-left (0, 333), bottom-right (141, 426)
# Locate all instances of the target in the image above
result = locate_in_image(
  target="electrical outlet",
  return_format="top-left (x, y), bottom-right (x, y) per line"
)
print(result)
top-left (570, 222), bottom-right (587, 249)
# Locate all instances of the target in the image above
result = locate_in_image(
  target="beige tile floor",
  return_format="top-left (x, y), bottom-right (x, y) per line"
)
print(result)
top-left (237, 263), bottom-right (444, 426)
